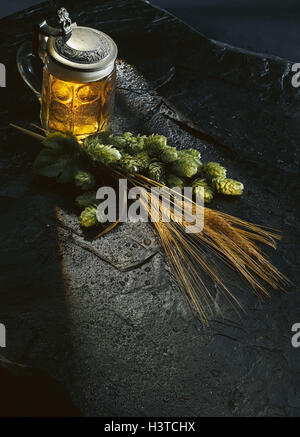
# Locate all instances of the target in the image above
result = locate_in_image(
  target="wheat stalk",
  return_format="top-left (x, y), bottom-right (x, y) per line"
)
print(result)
top-left (111, 170), bottom-right (288, 322)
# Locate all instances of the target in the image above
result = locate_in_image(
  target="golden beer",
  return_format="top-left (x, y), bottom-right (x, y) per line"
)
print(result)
top-left (17, 8), bottom-right (118, 140)
top-left (41, 69), bottom-right (116, 140)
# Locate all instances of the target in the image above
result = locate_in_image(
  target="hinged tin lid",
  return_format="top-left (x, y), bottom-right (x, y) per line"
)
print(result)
top-left (39, 7), bottom-right (117, 82)
top-left (48, 26), bottom-right (117, 72)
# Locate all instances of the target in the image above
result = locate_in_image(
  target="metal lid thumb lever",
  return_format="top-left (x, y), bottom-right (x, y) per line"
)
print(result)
top-left (33, 7), bottom-right (76, 60)
top-left (17, 5), bottom-right (117, 97)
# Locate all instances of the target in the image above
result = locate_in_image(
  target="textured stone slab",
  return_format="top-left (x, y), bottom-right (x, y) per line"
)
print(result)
top-left (0, 0), bottom-right (299, 417)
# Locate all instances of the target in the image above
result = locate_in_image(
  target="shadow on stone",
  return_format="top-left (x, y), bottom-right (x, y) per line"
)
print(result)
top-left (0, 355), bottom-right (81, 417)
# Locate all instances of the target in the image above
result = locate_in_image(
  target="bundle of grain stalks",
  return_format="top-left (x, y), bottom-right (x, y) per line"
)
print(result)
top-left (11, 124), bottom-right (288, 322)
top-left (116, 172), bottom-right (286, 321)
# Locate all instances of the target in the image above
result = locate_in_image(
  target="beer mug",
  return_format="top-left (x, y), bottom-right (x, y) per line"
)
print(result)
top-left (17, 7), bottom-right (117, 140)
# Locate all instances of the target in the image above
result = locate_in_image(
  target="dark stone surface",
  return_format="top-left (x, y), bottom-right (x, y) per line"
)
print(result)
top-left (0, 355), bottom-right (81, 417)
top-left (0, 0), bottom-right (299, 417)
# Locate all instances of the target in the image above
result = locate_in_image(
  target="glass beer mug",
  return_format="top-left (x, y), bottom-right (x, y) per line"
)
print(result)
top-left (17, 7), bottom-right (117, 140)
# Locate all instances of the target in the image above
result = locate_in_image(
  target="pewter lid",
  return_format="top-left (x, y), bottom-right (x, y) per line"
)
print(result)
top-left (38, 8), bottom-right (117, 82)
top-left (48, 26), bottom-right (117, 73)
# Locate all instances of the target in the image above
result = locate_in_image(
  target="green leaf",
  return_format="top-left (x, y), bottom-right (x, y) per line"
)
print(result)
top-left (33, 132), bottom-right (85, 184)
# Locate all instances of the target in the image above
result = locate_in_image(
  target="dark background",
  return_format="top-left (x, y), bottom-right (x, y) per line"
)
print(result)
top-left (1, 0), bottom-right (300, 418)
top-left (1, 0), bottom-right (300, 61)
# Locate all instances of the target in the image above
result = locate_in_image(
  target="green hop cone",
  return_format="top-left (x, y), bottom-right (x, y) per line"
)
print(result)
top-left (192, 178), bottom-right (214, 203)
top-left (160, 146), bottom-right (178, 163)
top-left (172, 153), bottom-right (199, 178)
top-left (75, 191), bottom-right (98, 209)
top-left (213, 177), bottom-right (244, 195)
top-left (83, 142), bottom-right (122, 166)
top-left (82, 133), bottom-right (110, 152)
top-left (181, 149), bottom-right (202, 166)
top-left (79, 205), bottom-right (98, 228)
top-left (108, 132), bottom-right (145, 155)
top-left (74, 170), bottom-right (95, 190)
top-left (123, 132), bottom-right (145, 155)
top-left (148, 161), bottom-right (165, 183)
top-left (166, 174), bottom-right (185, 189)
top-left (144, 134), bottom-right (167, 157)
top-left (85, 131), bottom-right (111, 146)
top-left (106, 133), bottom-right (128, 151)
top-left (120, 153), bottom-right (140, 174)
top-left (202, 162), bottom-right (227, 180)
top-left (135, 151), bottom-right (151, 172)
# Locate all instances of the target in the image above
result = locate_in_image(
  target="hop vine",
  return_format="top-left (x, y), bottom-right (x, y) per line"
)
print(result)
top-left (32, 131), bottom-right (244, 229)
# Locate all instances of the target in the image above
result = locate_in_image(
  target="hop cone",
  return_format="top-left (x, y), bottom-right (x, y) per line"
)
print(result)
top-left (106, 133), bottom-right (128, 151)
top-left (213, 177), bottom-right (244, 195)
top-left (202, 162), bottom-right (227, 180)
top-left (167, 174), bottom-right (185, 189)
top-left (144, 134), bottom-right (167, 157)
top-left (79, 205), bottom-right (98, 228)
top-left (135, 151), bottom-right (151, 171)
top-left (120, 153), bottom-right (139, 174)
top-left (181, 149), bottom-right (202, 166)
top-left (192, 178), bottom-right (214, 203)
top-left (84, 132), bottom-right (111, 147)
top-left (107, 132), bottom-right (145, 155)
top-left (123, 132), bottom-right (145, 155)
top-left (148, 161), bottom-right (165, 183)
top-left (74, 170), bottom-right (95, 190)
top-left (75, 191), bottom-right (98, 209)
top-left (160, 146), bottom-right (178, 163)
top-left (172, 154), bottom-right (199, 178)
top-left (83, 139), bottom-right (122, 166)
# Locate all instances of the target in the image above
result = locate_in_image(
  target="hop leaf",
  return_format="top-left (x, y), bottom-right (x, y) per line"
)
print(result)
top-left (160, 146), bottom-right (178, 163)
top-left (33, 132), bottom-right (84, 184)
top-left (83, 142), bottom-right (122, 166)
top-left (74, 170), bottom-right (95, 190)
top-left (120, 153), bottom-right (140, 174)
top-left (202, 162), bottom-right (227, 180)
top-left (79, 205), bottom-right (98, 228)
top-left (75, 191), bottom-right (98, 209)
top-left (213, 177), bottom-right (244, 195)
top-left (172, 154), bottom-right (199, 178)
top-left (166, 174), bottom-right (185, 189)
top-left (148, 161), bottom-right (165, 183)
top-left (192, 178), bottom-right (214, 203)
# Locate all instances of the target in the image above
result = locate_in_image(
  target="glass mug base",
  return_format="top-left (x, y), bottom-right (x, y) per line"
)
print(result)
top-left (40, 68), bottom-right (116, 141)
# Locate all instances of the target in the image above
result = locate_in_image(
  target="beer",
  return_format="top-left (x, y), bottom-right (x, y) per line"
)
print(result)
top-left (17, 8), bottom-right (118, 141)
top-left (41, 68), bottom-right (116, 140)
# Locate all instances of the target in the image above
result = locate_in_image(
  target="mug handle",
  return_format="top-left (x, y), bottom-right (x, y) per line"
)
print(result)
top-left (17, 41), bottom-right (43, 101)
